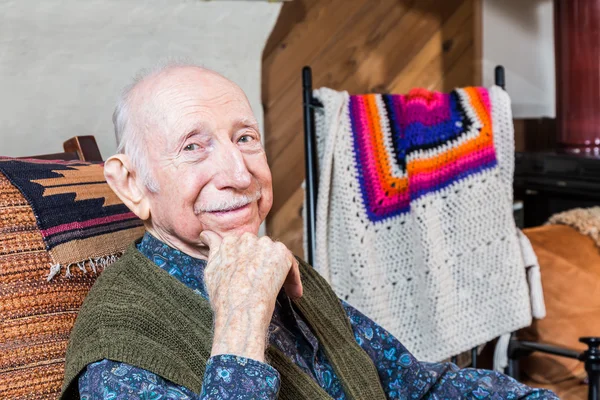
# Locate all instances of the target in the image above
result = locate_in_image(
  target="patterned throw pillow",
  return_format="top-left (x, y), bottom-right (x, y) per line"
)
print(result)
top-left (0, 159), bottom-right (144, 399)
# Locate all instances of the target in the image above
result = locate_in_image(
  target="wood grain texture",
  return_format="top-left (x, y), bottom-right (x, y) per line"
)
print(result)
top-left (263, 0), bottom-right (482, 256)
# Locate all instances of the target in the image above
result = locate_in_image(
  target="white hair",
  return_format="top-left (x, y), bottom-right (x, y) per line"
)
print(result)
top-left (113, 60), bottom-right (206, 193)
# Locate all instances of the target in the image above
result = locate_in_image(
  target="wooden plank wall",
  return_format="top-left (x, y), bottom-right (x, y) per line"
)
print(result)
top-left (262, 0), bottom-right (482, 256)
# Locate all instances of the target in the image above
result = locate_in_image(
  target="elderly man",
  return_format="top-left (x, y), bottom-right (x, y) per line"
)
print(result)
top-left (61, 64), bottom-right (556, 399)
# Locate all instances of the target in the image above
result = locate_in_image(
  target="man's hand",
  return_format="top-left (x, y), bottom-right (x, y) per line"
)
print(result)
top-left (200, 231), bottom-right (303, 363)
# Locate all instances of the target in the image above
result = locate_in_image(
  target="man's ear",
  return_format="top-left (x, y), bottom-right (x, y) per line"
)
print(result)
top-left (104, 154), bottom-right (151, 221)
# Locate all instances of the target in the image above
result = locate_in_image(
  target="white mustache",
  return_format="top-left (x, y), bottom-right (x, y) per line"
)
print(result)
top-left (196, 189), bottom-right (261, 213)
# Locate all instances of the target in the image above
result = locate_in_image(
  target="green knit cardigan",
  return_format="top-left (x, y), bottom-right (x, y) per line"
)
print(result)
top-left (60, 244), bottom-right (386, 399)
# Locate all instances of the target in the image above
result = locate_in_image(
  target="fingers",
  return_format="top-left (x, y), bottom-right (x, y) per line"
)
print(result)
top-left (283, 253), bottom-right (303, 300)
top-left (202, 231), bottom-right (303, 300)
top-left (199, 230), bottom-right (223, 260)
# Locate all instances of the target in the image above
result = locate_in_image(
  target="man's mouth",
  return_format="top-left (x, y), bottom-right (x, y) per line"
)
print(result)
top-left (208, 202), bottom-right (251, 215)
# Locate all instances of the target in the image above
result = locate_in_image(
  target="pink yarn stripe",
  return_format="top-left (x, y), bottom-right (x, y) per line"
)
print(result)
top-left (393, 94), bottom-right (451, 128)
top-left (409, 146), bottom-right (496, 192)
top-left (40, 212), bottom-right (138, 237)
top-left (352, 97), bottom-right (382, 194)
top-left (372, 147), bottom-right (495, 215)
top-left (476, 87), bottom-right (491, 112)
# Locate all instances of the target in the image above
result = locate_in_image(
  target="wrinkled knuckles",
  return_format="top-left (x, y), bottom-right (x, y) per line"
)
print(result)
top-left (257, 235), bottom-right (274, 246)
top-left (240, 231), bottom-right (256, 240)
top-left (222, 235), bottom-right (237, 246)
top-left (273, 241), bottom-right (289, 255)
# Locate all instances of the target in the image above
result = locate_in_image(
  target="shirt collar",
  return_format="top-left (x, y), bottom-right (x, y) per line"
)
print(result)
top-left (137, 231), bottom-right (208, 298)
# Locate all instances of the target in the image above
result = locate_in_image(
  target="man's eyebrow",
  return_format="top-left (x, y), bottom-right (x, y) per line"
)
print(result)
top-left (173, 124), bottom-right (209, 150)
top-left (234, 117), bottom-right (259, 129)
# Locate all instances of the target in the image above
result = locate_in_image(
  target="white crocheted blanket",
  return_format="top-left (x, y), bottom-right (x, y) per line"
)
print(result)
top-left (311, 86), bottom-right (533, 362)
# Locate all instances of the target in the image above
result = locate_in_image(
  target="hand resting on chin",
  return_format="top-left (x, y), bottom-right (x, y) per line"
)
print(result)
top-left (200, 231), bottom-right (303, 363)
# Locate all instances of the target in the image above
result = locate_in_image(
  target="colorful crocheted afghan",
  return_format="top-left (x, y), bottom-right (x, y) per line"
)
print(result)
top-left (349, 87), bottom-right (496, 221)
top-left (312, 86), bottom-right (532, 362)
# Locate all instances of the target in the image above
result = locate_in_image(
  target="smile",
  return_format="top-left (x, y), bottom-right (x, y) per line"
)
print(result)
top-left (208, 202), bottom-right (251, 215)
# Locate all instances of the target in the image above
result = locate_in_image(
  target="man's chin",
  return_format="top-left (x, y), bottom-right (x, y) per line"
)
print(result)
top-left (201, 218), bottom-right (261, 237)
top-left (207, 224), bottom-right (260, 238)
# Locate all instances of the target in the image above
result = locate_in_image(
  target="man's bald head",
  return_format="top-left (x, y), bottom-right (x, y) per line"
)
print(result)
top-left (113, 63), bottom-right (248, 192)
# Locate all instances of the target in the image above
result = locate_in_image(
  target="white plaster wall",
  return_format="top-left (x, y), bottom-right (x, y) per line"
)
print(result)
top-left (482, 0), bottom-right (555, 118)
top-left (0, 1), bottom-right (281, 158)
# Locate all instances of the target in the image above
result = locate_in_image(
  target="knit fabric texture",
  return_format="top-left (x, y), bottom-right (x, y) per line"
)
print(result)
top-left (61, 244), bottom-right (386, 400)
top-left (311, 86), bottom-right (532, 362)
top-left (0, 171), bottom-right (74, 399)
top-left (0, 159), bottom-right (143, 400)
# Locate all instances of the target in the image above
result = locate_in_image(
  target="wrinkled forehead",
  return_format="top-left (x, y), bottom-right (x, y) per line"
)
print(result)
top-left (132, 67), bottom-right (257, 146)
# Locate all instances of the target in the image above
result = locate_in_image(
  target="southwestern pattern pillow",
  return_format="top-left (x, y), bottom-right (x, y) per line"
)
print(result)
top-left (0, 159), bottom-right (144, 399)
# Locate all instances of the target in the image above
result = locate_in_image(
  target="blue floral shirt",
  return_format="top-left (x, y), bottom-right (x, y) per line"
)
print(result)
top-left (78, 232), bottom-right (557, 399)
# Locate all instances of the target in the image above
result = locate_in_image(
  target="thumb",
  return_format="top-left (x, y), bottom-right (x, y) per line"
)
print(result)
top-left (283, 254), bottom-right (303, 300)
top-left (199, 230), bottom-right (222, 259)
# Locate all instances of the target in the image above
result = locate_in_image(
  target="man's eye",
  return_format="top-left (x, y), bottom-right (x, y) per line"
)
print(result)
top-left (184, 143), bottom-right (200, 151)
top-left (238, 135), bottom-right (254, 143)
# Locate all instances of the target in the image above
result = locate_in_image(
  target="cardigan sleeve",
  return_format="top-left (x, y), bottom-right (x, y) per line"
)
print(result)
top-left (78, 355), bottom-right (280, 399)
top-left (341, 301), bottom-right (559, 399)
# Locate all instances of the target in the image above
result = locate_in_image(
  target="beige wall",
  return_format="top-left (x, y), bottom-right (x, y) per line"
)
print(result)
top-left (0, 1), bottom-right (281, 158)
top-left (482, 0), bottom-right (555, 118)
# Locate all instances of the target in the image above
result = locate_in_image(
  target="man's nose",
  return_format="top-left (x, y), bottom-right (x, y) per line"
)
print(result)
top-left (213, 144), bottom-right (252, 190)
